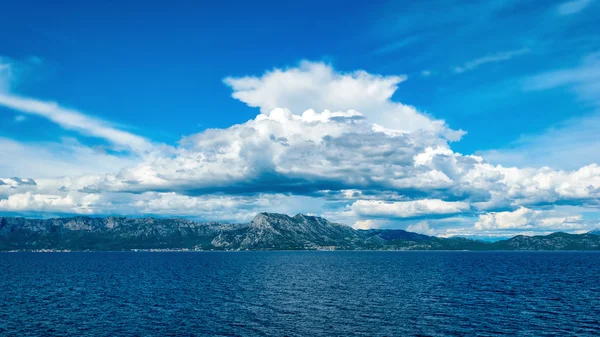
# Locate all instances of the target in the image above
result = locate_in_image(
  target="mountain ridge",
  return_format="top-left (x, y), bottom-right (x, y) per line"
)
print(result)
top-left (1, 213), bottom-right (600, 251)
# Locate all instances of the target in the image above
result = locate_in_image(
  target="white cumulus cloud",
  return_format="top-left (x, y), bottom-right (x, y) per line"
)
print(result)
top-left (350, 199), bottom-right (471, 219)
top-left (1, 60), bottom-right (600, 236)
top-left (407, 221), bottom-right (437, 236)
top-left (475, 207), bottom-right (585, 231)
top-left (224, 61), bottom-right (464, 140)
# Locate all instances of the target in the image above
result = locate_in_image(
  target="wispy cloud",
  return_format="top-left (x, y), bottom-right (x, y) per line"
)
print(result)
top-left (0, 94), bottom-right (152, 152)
top-left (0, 58), bottom-right (14, 92)
top-left (556, 0), bottom-right (594, 15)
top-left (0, 137), bottom-right (137, 178)
top-left (0, 56), bottom-right (152, 153)
top-left (372, 36), bottom-right (421, 55)
top-left (485, 52), bottom-right (600, 170)
top-left (0, 56), bottom-right (45, 92)
top-left (453, 48), bottom-right (530, 74)
top-left (481, 113), bottom-right (600, 170)
top-left (524, 52), bottom-right (600, 108)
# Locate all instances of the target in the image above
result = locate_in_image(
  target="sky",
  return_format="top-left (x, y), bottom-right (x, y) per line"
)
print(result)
top-left (1, 0), bottom-right (600, 238)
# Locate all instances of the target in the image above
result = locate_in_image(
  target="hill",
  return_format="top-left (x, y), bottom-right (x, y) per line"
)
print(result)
top-left (1, 213), bottom-right (599, 251)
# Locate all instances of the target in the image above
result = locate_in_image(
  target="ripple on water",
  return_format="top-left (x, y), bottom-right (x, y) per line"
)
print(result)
top-left (1, 251), bottom-right (599, 336)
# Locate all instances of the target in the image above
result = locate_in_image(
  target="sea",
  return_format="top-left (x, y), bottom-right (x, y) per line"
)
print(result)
top-left (1, 251), bottom-right (599, 336)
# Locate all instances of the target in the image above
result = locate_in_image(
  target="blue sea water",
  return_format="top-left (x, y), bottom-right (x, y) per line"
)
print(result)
top-left (1, 251), bottom-right (599, 336)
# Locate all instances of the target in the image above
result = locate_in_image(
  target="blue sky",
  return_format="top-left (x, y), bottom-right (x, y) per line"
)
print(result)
top-left (1, 0), bottom-right (600, 237)
top-left (1, 0), bottom-right (598, 153)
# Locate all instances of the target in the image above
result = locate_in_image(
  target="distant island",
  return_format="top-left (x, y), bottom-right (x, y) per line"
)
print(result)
top-left (1, 213), bottom-right (600, 251)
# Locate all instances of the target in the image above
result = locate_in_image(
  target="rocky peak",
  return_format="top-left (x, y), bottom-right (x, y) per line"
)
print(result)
top-left (293, 213), bottom-right (321, 223)
top-left (293, 213), bottom-right (310, 220)
top-left (251, 212), bottom-right (286, 228)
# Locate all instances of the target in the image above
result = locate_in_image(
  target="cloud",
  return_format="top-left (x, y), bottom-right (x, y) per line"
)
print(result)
top-left (0, 137), bottom-right (137, 178)
top-left (352, 219), bottom-right (383, 230)
top-left (224, 61), bottom-right (463, 138)
top-left (0, 94), bottom-right (153, 152)
top-left (524, 52), bottom-right (600, 105)
top-left (556, 0), bottom-right (593, 15)
top-left (372, 36), bottom-right (421, 55)
top-left (453, 48), bottom-right (530, 74)
top-left (0, 56), bottom-right (45, 92)
top-left (13, 115), bottom-right (26, 122)
top-left (0, 56), bottom-right (152, 153)
top-left (8, 63), bottom-right (600, 216)
top-left (0, 189), bottom-right (325, 223)
top-left (475, 207), bottom-right (585, 231)
top-left (0, 58), bottom-right (13, 92)
top-left (350, 199), bottom-right (470, 219)
top-left (0, 191), bottom-right (101, 214)
top-left (1, 60), bottom-right (600, 236)
top-left (481, 113), bottom-right (600, 170)
top-left (406, 221), bottom-right (436, 235)
top-left (486, 53), bottom-right (600, 170)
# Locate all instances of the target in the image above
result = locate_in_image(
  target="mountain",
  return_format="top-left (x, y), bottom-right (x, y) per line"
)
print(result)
top-left (589, 229), bottom-right (600, 236)
top-left (1, 213), bottom-right (600, 251)
top-left (211, 213), bottom-right (362, 250)
top-left (0, 216), bottom-right (237, 251)
top-left (490, 232), bottom-right (600, 250)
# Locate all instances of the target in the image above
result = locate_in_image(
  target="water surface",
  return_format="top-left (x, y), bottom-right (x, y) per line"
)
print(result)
top-left (1, 251), bottom-right (599, 336)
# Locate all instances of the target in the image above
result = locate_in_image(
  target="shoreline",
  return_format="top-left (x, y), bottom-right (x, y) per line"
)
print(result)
top-left (2, 249), bottom-right (600, 253)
